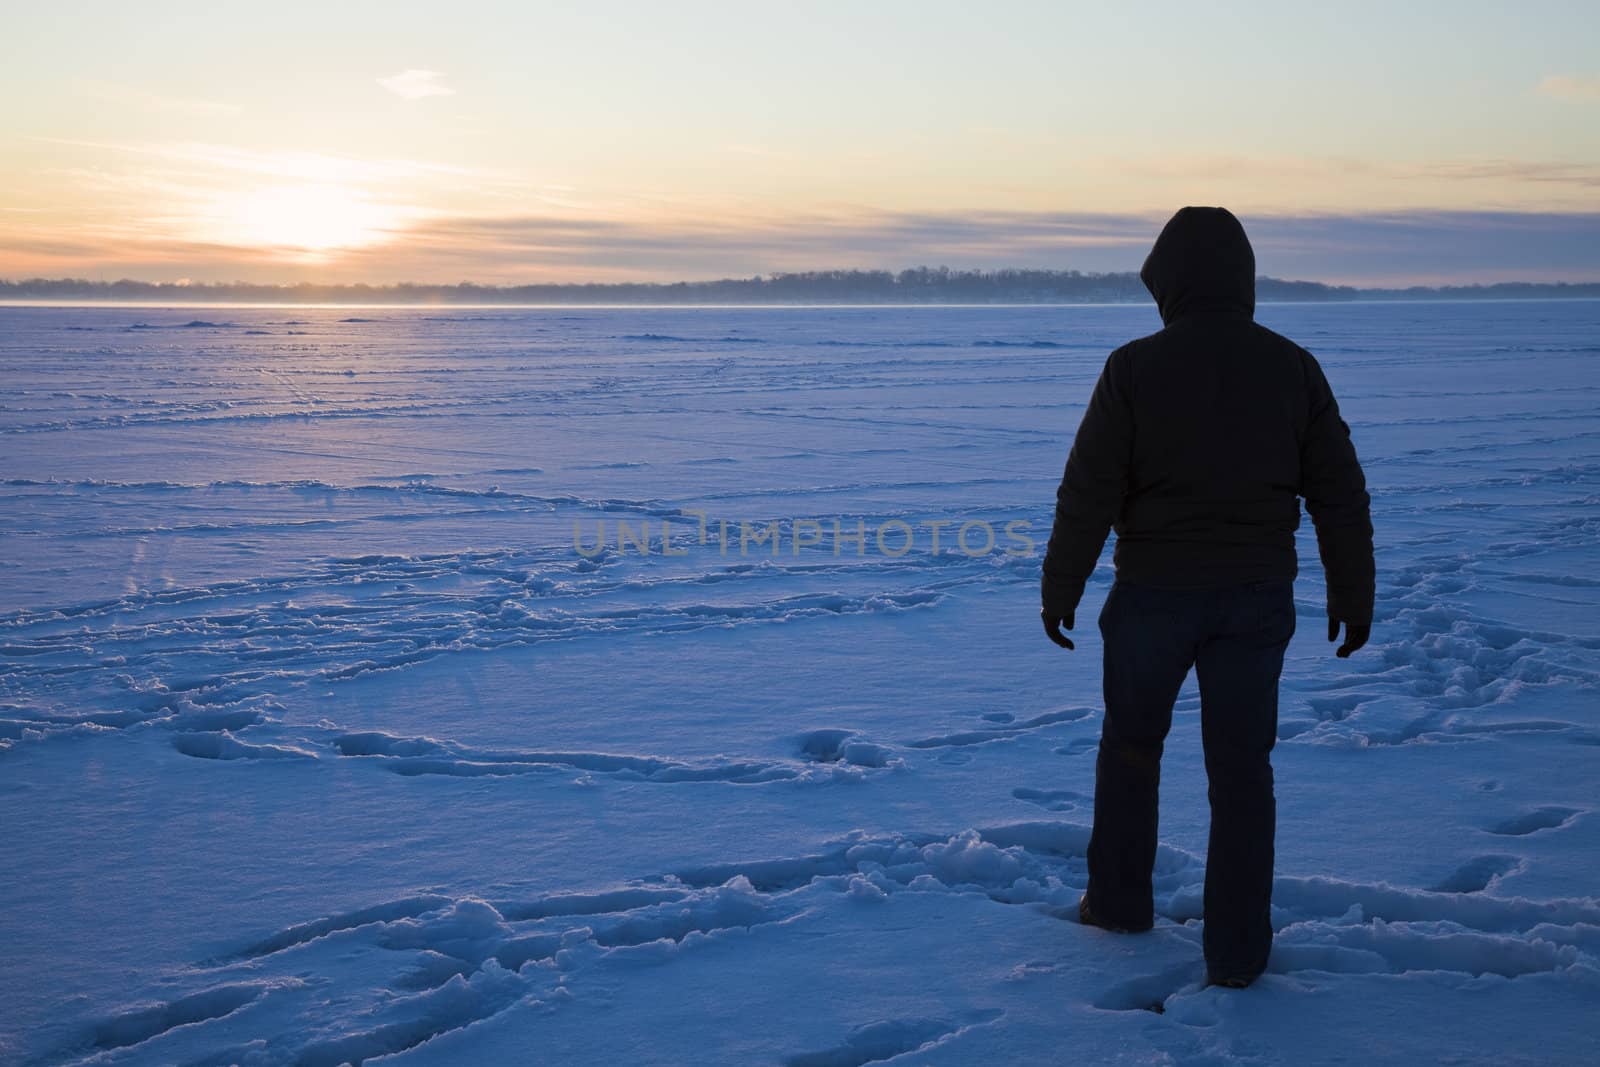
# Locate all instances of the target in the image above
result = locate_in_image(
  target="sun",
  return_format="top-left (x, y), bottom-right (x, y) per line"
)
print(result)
top-left (204, 183), bottom-right (403, 255)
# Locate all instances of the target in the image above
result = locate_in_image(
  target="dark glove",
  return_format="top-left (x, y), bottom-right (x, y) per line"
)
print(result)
top-left (1328, 616), bottom-right (1370, 658)
top-left (1042, 609), bottom-right (1075, 650)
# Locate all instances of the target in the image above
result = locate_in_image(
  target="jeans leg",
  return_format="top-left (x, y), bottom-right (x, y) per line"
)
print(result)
top-left (1086, 581), bottom-right (1197, 929)
top-left (1195, 580), bottom-right (1295, 979)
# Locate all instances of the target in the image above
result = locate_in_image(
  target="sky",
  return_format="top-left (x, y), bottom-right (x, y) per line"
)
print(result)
top-left (2, 0), bottom-right (1598, 286)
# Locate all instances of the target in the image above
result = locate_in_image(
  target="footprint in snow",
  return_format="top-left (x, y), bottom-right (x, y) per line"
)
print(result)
top-left (1484, 806), bottom-right (1581, 836)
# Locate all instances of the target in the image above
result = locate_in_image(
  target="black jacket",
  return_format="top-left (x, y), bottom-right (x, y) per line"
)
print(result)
top-left (1041, 207), bottom-right (1375, 625)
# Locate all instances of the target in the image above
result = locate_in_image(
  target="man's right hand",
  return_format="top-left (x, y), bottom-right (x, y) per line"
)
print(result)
top-left (1328, 617), bottom-right (1371, 658)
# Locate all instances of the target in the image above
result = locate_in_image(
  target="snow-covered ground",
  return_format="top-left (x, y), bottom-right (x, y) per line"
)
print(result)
top-left (1, 302), bottom-right (1596, 1065)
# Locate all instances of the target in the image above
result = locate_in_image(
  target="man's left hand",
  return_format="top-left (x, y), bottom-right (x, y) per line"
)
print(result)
top-left (1042, 610), bottom-right (1075, 650)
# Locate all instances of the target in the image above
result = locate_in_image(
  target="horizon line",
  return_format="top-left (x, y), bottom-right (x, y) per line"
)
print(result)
top-left (7, 295), bottom-right (1600, 313)
top-left (7, 271), bottom-right (1600, 292)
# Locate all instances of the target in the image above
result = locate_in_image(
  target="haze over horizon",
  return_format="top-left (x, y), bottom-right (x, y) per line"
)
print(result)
top-left (4, 1), bottom-right (1598, 287)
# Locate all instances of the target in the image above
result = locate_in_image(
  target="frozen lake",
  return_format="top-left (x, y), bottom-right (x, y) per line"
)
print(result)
top-left (2, 302), bottom-right (1597, 1064)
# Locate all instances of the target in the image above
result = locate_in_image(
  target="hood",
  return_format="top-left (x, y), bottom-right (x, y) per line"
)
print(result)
top-left (1139, 207), bottom-right (1256, 325)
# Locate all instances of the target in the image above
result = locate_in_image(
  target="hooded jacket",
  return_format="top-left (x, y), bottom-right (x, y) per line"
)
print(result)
top-left (1041, 207), bottom-right (1375, 624)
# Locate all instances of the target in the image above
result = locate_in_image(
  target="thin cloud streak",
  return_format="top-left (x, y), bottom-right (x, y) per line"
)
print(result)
top-left (1417, 159), bottom-right (1600, 187)
top-left (1536, 75), bottom-right (1600, 100)
top-left (34, 138), bottom-right (497, 184)
top-left (74, 79), bottom-right (241, 117)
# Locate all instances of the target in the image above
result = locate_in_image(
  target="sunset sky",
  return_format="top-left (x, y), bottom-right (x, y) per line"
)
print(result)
top-left (4, 1), bottom-right (1598, 285)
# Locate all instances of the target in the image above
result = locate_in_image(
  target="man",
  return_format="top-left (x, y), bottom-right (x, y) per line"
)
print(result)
top-left (1040, 206), bottom-right (1375, 989)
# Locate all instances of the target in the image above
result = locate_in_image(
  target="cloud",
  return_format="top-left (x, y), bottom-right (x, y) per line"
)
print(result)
top-left (324, 209), bottom-right (1160, 281)
top-left (1244, 211), bottom-right (1600, 285)
top-left (377, 70), bottom-right (456, 100)
top-left (1536, 75), bottom-right (1600, 100)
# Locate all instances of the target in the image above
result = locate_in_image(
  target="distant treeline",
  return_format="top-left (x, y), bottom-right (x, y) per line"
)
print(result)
top-left (4, 269), bottom-right (1599, 305)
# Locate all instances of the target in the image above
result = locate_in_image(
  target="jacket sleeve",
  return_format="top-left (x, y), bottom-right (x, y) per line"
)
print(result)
top-left (1041, 349), bottom-right (1133, 618)
top-left (1299, 352), bottom-right (1375, 625)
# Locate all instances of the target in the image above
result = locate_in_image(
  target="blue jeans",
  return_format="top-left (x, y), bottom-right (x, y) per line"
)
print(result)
top-left (1085, 577), bottom-right (1296, 980)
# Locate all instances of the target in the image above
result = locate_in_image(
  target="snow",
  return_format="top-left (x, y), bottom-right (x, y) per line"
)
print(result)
top-left (1, 301), bottom-right (1596, 1064)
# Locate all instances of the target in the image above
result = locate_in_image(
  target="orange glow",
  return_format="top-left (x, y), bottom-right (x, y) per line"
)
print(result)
top-left (196, 183), bottom-right (404, 256)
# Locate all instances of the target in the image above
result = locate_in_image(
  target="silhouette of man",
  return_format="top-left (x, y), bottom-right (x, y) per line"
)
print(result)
top-left (1040, 207), bottom-right (1374, 988)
